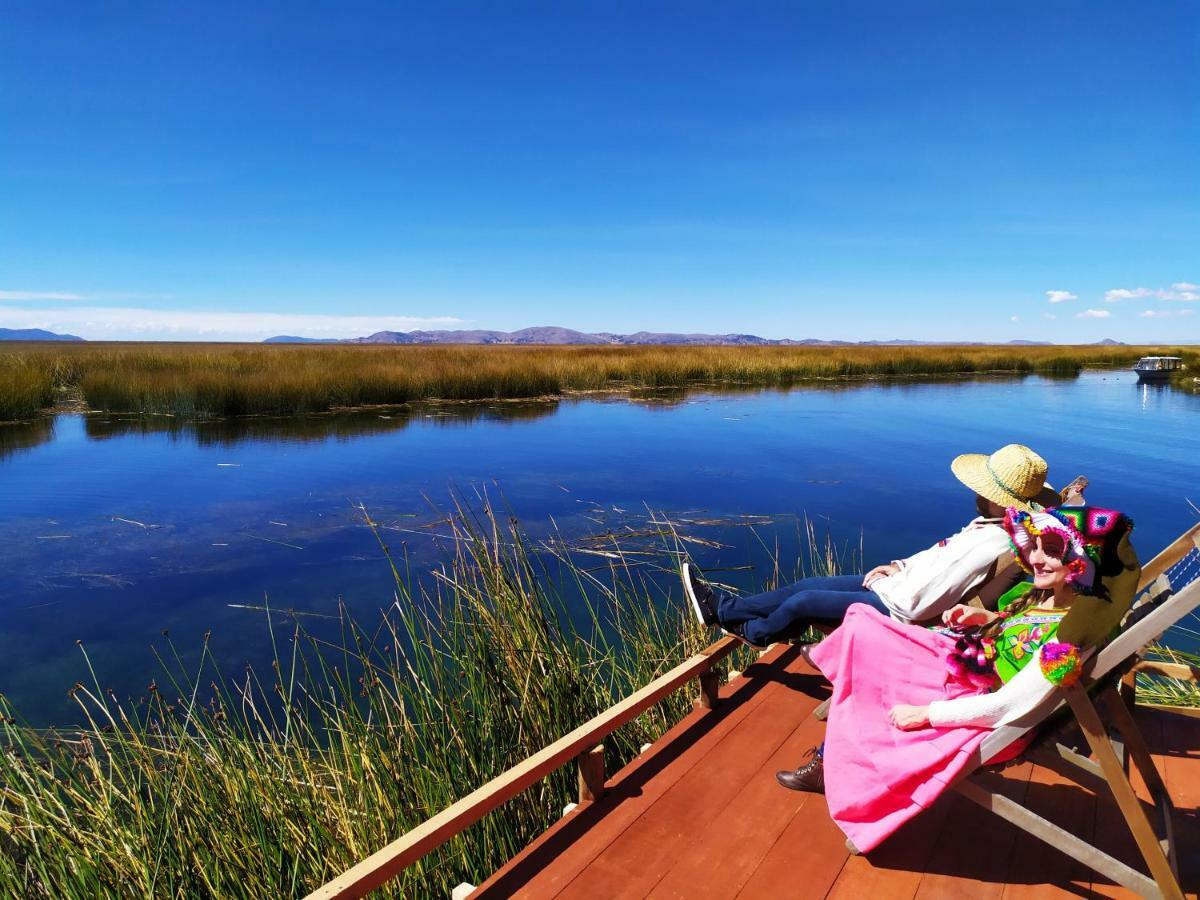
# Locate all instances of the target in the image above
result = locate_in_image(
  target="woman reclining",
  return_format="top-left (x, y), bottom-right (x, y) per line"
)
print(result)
top-left (775, 505), bottom-right (1137, 854)
top-left (683, 443), bottom-right (1062, 648)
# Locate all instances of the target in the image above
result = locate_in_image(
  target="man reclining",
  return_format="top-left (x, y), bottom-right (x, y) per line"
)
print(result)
top-left (683, 443), bottom-right (1063, 649)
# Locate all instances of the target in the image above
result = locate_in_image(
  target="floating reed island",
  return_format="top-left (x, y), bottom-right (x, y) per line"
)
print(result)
top-left (1, 342), bottom-right (1195, 421)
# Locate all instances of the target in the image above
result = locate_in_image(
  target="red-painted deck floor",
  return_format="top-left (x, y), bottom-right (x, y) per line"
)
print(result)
top-left (472, 644), bottom-right (1200, 900)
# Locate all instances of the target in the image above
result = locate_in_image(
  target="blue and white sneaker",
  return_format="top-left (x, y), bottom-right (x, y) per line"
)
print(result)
top-left (681, 562), bottom-right (720, 628)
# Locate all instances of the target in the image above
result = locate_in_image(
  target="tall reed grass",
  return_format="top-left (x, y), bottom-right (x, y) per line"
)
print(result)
top-left (0, 501), bottom-right (1196, 897)
top-left (0, 505), bottom-right (753, 898)
top-left (0, 354), bottom-right (58, 420)
top-left (1, 342), bottom-right (1189, 420)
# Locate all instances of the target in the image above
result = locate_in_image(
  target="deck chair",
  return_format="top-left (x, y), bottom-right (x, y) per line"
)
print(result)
top-left (944, 520), bottom-right (1200, 900)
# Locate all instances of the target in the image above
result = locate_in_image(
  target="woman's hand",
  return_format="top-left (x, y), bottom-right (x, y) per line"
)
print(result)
top-left (941, 604), bottom-right (997, 628)
top-left (889, 704), bottom-right (931, 731)
top-left (863, 563), bottom-right (900, 588)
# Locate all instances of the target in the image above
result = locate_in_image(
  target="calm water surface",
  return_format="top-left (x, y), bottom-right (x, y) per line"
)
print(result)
top-left (2, 372), bottom-right (1197, 723)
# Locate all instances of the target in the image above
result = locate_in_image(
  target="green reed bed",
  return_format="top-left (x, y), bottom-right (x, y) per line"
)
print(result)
top-left (0, 502), bottom-right (1196, 898)
top-left (0, 507), bottom-right (730, 898)
top-left (0, 342), bottom-right (1188, 420)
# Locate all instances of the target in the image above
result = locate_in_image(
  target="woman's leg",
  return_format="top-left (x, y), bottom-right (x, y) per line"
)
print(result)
top-left (717, 574), bottom-right (870, 628)
top-left (725, 580), bottom-right (888, 647)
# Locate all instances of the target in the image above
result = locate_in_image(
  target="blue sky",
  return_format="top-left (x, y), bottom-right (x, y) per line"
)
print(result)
top-left (2, 2), bottom-right (1197, 342)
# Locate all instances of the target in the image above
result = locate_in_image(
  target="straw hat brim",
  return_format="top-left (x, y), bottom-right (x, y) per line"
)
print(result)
top-left (950, 453), bottom-right (1057, 512)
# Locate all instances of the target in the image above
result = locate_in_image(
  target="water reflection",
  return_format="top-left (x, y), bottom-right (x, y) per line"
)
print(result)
top-left (83, 400), bottom-right (561, 446)
top-left (4, 371), bottom-right (1198, 725)
top-left (0, 418), bottom-right (55, 462)
top-left (75, 377), bottom-right (1041, 445)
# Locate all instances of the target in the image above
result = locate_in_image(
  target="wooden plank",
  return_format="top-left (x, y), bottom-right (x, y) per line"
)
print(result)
top-left (1064, 685), bottom-right (1184, 900)
top-left (1088, 710), bottom-right (1160, 899)
top-left (955, 776), bottom-right (1158, 899)
top-left (470, 644), bottom-right (810, 898)
top-left (823, 779), bottom-right (956, 900)
top-left (556, 658), bottom-right (828, 900)
top-left (914, 764), bottom-right (1033, 900)
top-left (649, 690), bottom-right (836, 899)
top-left (1103, 686), bottom-right (1169, 802)
top-left (732, 770), bottom-right (850, 900)
top-left (999, 759), bottom-right (1096, 900)
top-left (307, 636), bottom-right (737, 900)
top-left (1155, 711), bottom-right (1200, 899)
top-left (578, 745), bottom-right (606, 804)
top-left (1135, 661), bottom-right (1200, 683)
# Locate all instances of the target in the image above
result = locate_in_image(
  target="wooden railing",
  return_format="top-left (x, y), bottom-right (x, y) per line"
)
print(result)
top-left (306, 634), bottom-right (739, 899)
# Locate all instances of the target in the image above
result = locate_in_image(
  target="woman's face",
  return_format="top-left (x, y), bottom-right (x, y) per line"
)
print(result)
top-left (1026, 533), bottom-right (1069, 590)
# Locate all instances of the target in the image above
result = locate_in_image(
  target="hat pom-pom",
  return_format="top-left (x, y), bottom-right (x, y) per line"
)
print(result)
top-left (1039, 641), bottom-right (1082, 686)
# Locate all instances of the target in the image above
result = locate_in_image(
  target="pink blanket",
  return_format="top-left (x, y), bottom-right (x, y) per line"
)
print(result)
top-left (807, 604), bottom-right (991, 852)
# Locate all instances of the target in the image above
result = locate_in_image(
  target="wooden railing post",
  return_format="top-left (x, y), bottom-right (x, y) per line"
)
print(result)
top-left (695, 670), bottom-right (720, 711)
top-left (578, 745), bottom-right (606, 803)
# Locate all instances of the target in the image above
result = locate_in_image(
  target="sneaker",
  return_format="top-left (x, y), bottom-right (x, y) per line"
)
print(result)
top-left (776, 746), bottom-right (825, 794)
top-left (681, 562), bottom-right (719, 627)
top-left (721, 626), bottom-right (769, 652)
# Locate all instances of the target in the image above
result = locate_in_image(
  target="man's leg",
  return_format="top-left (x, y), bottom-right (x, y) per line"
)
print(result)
top-left (717, 574), bottom-right (869, 630)
top-left (735, 582), bottom-right (887, 647)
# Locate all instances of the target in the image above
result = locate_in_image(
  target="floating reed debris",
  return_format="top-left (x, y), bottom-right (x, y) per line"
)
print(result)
top-left (1, 342), bottom-right (1194, 421)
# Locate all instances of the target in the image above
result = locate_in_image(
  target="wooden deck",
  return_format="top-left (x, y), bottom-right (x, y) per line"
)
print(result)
top-left (471, 643), bottom-right (1200, 900)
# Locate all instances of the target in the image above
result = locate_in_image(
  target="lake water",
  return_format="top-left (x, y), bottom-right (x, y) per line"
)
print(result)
top-left (2, 371), bottom-right (1197, 724)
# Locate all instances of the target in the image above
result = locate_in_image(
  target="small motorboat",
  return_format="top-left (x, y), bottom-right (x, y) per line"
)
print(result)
top-left (1132, 356), bottom-right (1183, 383)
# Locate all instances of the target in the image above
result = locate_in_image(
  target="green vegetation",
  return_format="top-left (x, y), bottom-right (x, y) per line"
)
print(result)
top-left (0, 507), bottom-right (756, 898)
top-left (1, 341), bottom-right (1194, 420)
top-left (1138, 633), bottom-right (1200, 710)
top-left (0, 503), bottom-right (1195, 897)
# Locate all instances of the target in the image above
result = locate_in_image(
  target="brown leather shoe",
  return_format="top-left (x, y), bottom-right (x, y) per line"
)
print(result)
top-left (776, 747), bottom-right (824, 793)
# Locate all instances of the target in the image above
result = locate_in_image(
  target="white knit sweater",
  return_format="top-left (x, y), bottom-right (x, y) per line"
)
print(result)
top-left (927, 644), bottom-right (1060, 728)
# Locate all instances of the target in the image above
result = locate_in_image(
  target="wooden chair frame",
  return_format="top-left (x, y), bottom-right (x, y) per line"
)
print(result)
top-left (947, 522), bottom-right (1200, 900)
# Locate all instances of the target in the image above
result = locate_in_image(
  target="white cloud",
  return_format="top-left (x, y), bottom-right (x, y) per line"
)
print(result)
top-left (1010, 315), bottom-right (1020, 322)
top-left (1165, 282), bottom-right (1200, 301)
top-left (1104, 288), bottom-right (1153, 302)
top-left (1105, 282), bottom-right (1199, 302)
top-left (1045, 290), bottom-right (1077, 303)
top-left (0, 306), bottom-right (466, 341)
top-left (1143, 308), bottom-right (1198, 318)
top-left (0, 290), bottom-right (87, 301)
top-left (1043, 312), bottom-right (1057, 320)
top-left (1076, 309), bottom-right (1111, 319)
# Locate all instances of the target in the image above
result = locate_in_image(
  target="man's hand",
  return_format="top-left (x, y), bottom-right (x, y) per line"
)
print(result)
top-left (889, 704), bottom-right (931, 731)
top-left (941, 604), bottom-right (998, 628)
top-left (863, 563), bottom-right (900, 588)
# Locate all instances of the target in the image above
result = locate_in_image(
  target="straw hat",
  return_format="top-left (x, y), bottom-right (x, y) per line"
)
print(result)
top-left (950, 444), bottom-right (1050, 512)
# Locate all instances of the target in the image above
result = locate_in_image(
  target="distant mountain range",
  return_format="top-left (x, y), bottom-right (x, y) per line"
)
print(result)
top-left (263, 326), bottom-right (1117, 347)
top-left (0, 326), bottom-right (1137, 346)
top-left (0, 327), bottom-right (84, 342)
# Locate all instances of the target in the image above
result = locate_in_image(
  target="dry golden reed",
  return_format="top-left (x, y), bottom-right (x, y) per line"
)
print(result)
top-left (1, 341), bottom-right (1190, 420)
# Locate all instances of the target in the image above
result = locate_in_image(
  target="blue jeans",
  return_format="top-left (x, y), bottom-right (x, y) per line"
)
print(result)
top-left (716, 573), bottom-right (887, 646)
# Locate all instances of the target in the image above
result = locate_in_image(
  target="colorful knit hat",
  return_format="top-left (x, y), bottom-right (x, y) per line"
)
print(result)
top-left (1051, 506), bottom-right (1139, 648)
top-left (1003, 507), bottom-right (1097, 591)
